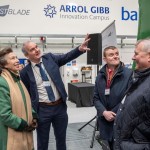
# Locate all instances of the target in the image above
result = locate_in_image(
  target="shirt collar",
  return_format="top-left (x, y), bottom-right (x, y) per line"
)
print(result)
top-left (31, 59), bottom-right (42, 68)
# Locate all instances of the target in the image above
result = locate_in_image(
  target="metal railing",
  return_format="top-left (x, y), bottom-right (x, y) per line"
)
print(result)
top-left (0, 34), bottom-right (137, 49)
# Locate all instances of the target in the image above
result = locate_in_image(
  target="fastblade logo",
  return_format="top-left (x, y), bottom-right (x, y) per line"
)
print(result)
top-left (0, 5), bottom-right (9, 17)
top-left (44, 4), bottom-right (57, 18)
top-left (0, 5), bottom-right (30, 17)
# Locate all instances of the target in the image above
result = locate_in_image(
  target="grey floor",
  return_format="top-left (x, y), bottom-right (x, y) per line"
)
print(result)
top-left (34, 101), bottom-right (102, 150)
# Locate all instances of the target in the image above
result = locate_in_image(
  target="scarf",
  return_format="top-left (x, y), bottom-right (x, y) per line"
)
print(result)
top-left (1, 69), bottom-right (34, 150)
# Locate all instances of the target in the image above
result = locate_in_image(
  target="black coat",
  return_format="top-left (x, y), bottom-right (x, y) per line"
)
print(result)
top-left (93, 63), bottom-right (132, 141)
top-left (114, 68), bottom-right (150, 150)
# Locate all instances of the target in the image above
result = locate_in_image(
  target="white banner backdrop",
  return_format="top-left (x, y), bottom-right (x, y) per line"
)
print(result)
top-left (0, 0), bottom-right (138, 35)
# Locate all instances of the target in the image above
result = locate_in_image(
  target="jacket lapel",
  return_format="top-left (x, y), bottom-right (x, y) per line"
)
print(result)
top-left (42, 56), bottom-right (52, 71)
top-left (26, 64), bottom-right (36, 83)
top-left (42, 56), bottom-right (56, 82)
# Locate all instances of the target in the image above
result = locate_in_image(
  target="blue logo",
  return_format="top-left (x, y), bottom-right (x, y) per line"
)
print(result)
top-left (43, 4), bottom-right (110, 21)
top-left (44, 4), bottom-right (57, 18)
top-left (121, 7), bottom-right (138, 21)
top-left (0, 5), bottom-right (9, 17)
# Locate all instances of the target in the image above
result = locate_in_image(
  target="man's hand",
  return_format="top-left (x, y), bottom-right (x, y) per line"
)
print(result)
top-left (103, 111), bottom-right (116, 122)
top-left (31, 119), bottom-right (38, 128)
top-left (79, 34), bottom-right (91, 52)
top-left (24, 125), bottom-right (35, 132)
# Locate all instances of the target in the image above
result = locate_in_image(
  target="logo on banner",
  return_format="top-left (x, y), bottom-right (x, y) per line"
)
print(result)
top-left (0, 5), bottom-right (9, 16)
top-left (43, 4), bottom-right (110, 21)
top-left (121, 7), bottom-right (138, 21)
top-left (0, 5), bottom-right (30, 17)
top-left (44, 4), bottom-right (57, 18)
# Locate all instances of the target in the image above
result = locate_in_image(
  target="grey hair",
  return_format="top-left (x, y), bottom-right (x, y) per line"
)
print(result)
top-left (136, 38), bottom-right (150, 53)
top-left (22, 41), bottom-right (32, 55)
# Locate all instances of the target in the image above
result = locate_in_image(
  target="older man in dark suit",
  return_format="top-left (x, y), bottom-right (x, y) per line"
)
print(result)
top-left (113, 39), bottom-right (150, 150)
top-left (20, 35), bottom-right (90, 150)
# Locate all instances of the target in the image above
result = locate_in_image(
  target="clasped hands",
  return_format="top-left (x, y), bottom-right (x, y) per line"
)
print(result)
top-left (24, 119), bottom-right (38, 132)
top-left (103, 110), bottom-right (116, 122)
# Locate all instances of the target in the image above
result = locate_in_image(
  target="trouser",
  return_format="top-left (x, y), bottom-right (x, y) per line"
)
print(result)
top-left (37, 102), bottom-right (68, 150)
top-left (101, 140), bottom-right (113, 150)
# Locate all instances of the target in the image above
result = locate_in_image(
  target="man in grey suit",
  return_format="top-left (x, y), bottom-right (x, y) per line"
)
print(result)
top-left (20, 35), bottom-right (90, 150)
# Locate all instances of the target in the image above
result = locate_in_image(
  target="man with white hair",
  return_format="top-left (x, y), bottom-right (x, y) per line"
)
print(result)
top-left (114, 38), bottom-right (150, 150)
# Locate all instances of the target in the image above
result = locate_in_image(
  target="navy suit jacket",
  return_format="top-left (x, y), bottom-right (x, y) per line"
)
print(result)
top-left (20, 47), bottom-right (84, 112)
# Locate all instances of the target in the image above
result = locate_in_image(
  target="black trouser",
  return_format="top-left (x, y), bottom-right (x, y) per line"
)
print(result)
top-left (109, 140), bottom-right (113, 150)
top-left (101, 140), bottom-right (113, 150)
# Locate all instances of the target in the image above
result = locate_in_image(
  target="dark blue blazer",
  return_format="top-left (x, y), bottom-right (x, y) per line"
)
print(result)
top-left (20, 47), bottom-right (84, 112)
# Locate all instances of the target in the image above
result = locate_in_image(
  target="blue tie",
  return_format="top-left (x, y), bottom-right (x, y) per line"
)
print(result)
top-left (36, 63), bottom-right (55, 102)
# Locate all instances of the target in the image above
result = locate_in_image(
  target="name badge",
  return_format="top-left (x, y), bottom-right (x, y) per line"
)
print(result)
top-left (43, 81), bottom-right (50, 87)
top-left (105, 89), bottom-right (110, 95)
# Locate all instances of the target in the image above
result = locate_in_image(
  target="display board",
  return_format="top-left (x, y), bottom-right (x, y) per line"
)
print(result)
top-left (0, 0), bottom-right (138, 35)
top-left (87, 21), bottom-right (117, 65)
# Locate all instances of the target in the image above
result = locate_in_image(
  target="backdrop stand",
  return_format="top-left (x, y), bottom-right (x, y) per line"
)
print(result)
top-left (78, 116), bottom-right (99, 148)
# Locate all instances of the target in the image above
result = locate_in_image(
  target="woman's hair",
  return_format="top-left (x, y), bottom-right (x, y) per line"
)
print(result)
top-left (0, 47), bottom-right (13, 68)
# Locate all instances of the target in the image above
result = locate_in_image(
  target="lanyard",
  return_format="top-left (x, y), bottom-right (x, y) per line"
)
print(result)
top-left (106, 68), bottom-right (113, 88)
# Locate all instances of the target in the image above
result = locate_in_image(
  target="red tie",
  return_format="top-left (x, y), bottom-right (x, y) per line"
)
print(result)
top-left (107, 69), bottom-right (112, 88)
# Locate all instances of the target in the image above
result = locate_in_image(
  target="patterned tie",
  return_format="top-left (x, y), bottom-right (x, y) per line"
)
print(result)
top-left (36, 63), bottom-right (55, 101)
